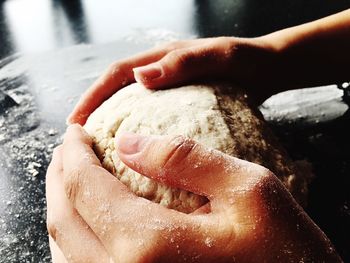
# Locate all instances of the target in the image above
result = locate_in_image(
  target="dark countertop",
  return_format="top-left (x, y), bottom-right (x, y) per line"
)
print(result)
top-left (2, 0), bottom-right (350, 60)
top-left (0, 0), bottom-right (350, 261)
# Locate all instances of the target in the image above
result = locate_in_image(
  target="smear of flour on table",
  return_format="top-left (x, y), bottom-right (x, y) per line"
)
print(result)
top-left (0, 75), bottom-right (61, 262)
top-left (124, 28), bottom-right (196, 45)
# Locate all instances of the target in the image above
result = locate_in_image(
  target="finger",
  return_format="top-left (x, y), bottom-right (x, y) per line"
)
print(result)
top-left (46, 146), bottom-right (110, 263)
top-left (115, 133), bottom-right (261, 199)
top-left (133, 37), bottom-right (236, 89)
top-left (61, 124), bottom-right (124, 208)
top-left (67, 39), bottom-right (205, 125)
top-left (62, 124), bottom-right (102, 171)
top-left (62, 124), bottom-right (177, 260)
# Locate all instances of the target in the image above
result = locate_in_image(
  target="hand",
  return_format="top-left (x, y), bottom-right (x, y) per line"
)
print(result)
top-left (67, 36), bottom-right (280, 125)
top-left (46, 125), bottom-right (341, 262)
top-left (68, 9), bottom-right (350, 126)
top-left (46, 145), bottom-right (111, 263)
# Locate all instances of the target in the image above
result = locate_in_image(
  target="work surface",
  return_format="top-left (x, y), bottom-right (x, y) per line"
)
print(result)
top-left (0, 38), bottom-right (349, 262)
top-left (1, 0), bottom-right (350, 261)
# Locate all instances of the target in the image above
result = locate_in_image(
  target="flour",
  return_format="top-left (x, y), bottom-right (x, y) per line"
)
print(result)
top-left (85, 83), bottom-right (312, 212)
top-left (85, 84), bottom-right (236, 213)
top-left (0, 75), bottom-right (61, 262)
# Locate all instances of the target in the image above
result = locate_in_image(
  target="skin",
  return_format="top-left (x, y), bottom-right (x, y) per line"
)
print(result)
top-left (67, 9), bottom-right (350, 125)
top-left (47, 9), bottom-right (350, 262)
top-left (47, 125), bottom-right (341, 262)
top-left (46, 145), bottom-right (110, 263)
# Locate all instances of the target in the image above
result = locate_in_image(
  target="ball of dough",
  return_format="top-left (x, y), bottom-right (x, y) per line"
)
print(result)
top-left (84, 83), bottom-right (310, 213)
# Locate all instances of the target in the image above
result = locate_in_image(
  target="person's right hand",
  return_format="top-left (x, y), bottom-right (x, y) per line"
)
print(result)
top-left (67, 36), bottom-right (281, 125)
top-left (47, 125), bottom-right (341, 262)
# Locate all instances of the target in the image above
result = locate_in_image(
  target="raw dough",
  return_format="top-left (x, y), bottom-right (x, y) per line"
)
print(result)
top-left (84, 83), bottom-right (310, 213)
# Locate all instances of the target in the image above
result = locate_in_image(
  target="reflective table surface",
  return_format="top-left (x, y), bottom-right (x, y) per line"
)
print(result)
top-left (0, 0), bottom-right (350, 261)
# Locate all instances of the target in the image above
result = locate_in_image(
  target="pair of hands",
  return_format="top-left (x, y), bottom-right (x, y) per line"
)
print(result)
top-left (47, 36), bottom-right (341, 262)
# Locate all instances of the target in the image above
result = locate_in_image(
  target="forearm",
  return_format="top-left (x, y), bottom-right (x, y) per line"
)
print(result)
top-left (261, 9), bottom-right (350, 89)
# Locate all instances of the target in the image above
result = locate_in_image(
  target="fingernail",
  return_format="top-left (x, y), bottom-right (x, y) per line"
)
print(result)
top-left (133, 63), bottom-right (162, 82)
top-left (116, 133), bottom-right (150, 155)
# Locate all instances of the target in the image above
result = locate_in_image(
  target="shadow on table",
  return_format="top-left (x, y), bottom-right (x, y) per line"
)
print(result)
top-left (0, 1), bottom-right (14, 60)
top-left (51, 0), bottom-right (90, 44)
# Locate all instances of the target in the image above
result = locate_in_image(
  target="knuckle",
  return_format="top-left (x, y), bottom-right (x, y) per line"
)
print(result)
top-left (64, 167), bottom-right (86, 204)
top-left (64, 127), bottom-right (92, 147)
top-left (166, 50), bottom-right (195, 70)
top-left (214, 36), bottom-right (232, 45)
top-left (250, 168), bottom-right (280, 201)
top-left (162, 135), bottom-right (197, 170)
top-left (161, 40), bottom-right (185, 52)
top-left (256, 166), bottom-right (274, 179)
top-left (235, 164), bottom-right (273, 195)
top-left (107, 62), bottom-right (129, 79)
top-left (107, 62), bottom-right (120, 73)
top-left (47, 220), bottom-right (58, 241)
top-left (251, 166), bottom-right (274, 188)
top-left (213, 37), bottom-right (243, 60)
top-left (211, 36), bottom-right (233, 48)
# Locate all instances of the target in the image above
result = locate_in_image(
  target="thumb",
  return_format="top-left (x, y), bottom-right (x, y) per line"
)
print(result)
top-left (115, 133), bottom-right (254, 199)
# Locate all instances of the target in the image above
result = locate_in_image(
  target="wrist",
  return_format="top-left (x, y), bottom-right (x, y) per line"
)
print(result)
top-left (233, 35), bottom-right (287, 102)
top-left (252, 31), bottom-right (303, 93)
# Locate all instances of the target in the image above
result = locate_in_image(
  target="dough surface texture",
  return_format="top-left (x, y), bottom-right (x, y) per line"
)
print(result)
top-left (84, 83), bottom-right (310, 213)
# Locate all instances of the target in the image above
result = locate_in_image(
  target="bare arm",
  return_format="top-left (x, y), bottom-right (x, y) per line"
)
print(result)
top-left (68, 9), bottom-right (350, 124)
top-left (262, 9), bottom-right (350, 89)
